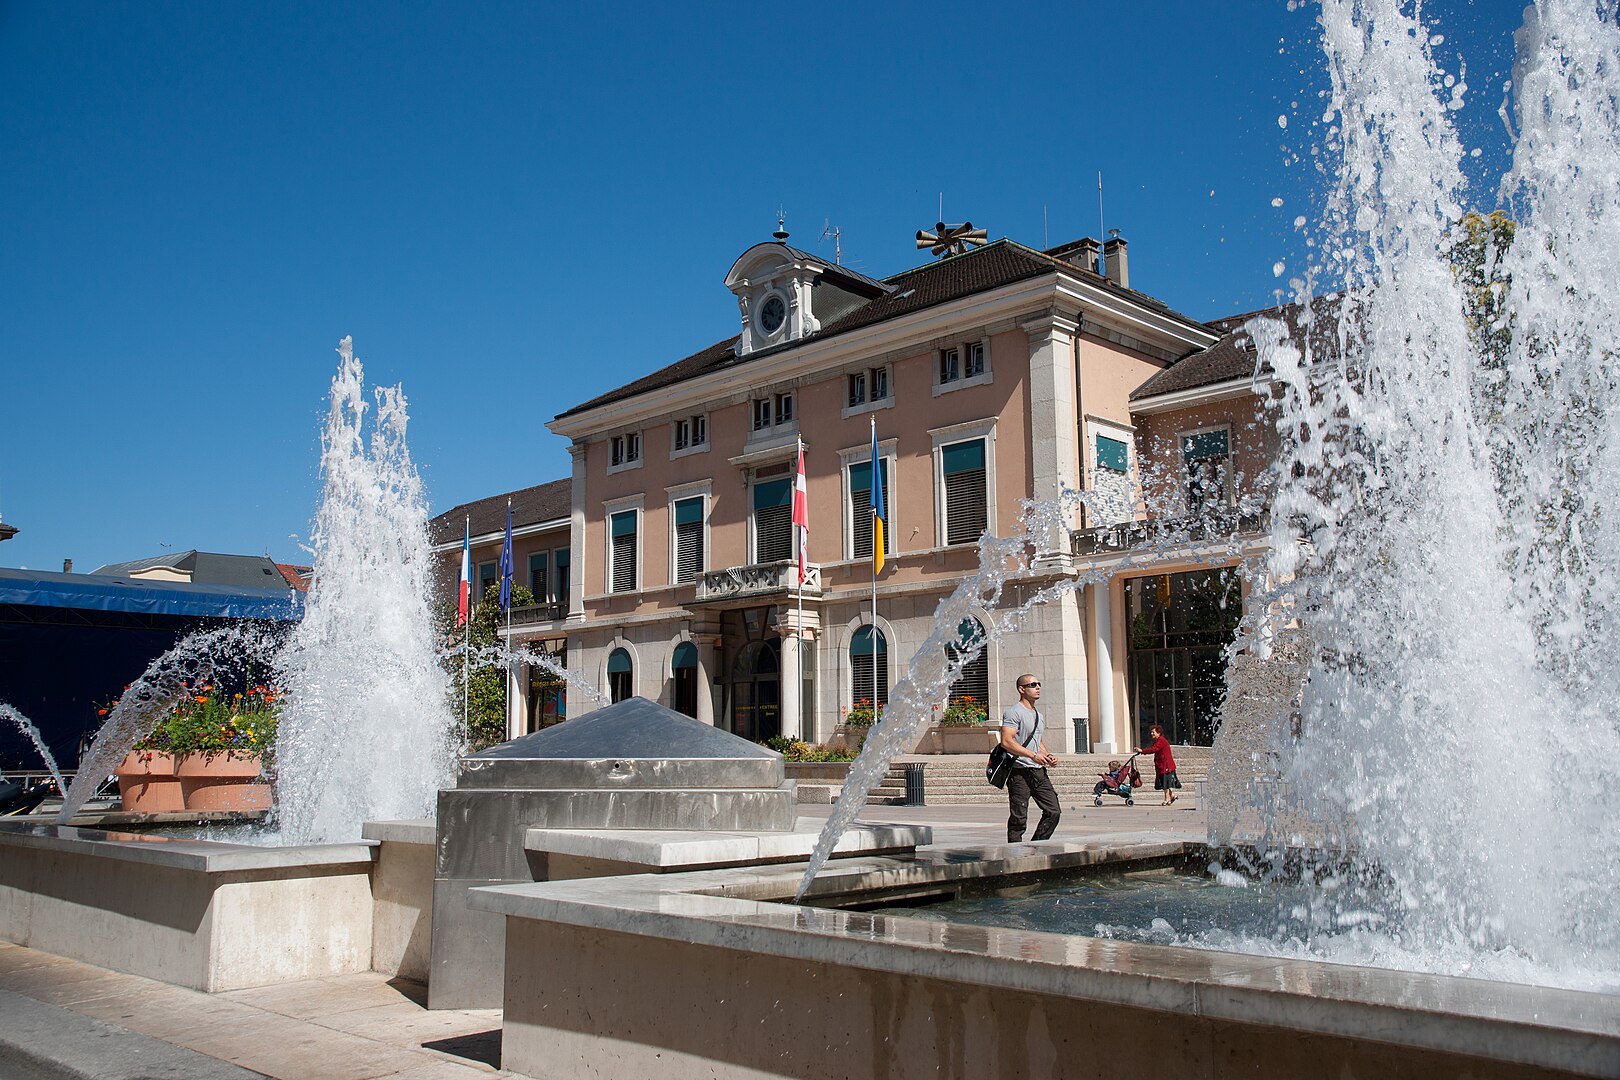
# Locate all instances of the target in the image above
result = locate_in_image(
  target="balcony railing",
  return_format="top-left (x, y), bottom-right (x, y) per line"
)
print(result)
top-left (694, 561), bottom-right (821, 603)
top-left (1071, 508), bottom-right (1271, 556)
top-left (509, 601), bottom-right (569, 626)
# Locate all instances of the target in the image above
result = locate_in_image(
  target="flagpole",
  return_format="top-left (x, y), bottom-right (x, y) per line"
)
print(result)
top-left (870, 417), bottom-right (878, 720)
top-left (504, 498), bottom-right (513, 740)
top-left (462, 514), bottom-right (470, 737)
top-left (795, 438), bottom-right (806, 743)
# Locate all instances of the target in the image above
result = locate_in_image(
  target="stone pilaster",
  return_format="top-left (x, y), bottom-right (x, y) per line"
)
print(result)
top-left (1022, 311), bottom-right (1082, 558)
top-left (567, 442), bottom-right (587, 622)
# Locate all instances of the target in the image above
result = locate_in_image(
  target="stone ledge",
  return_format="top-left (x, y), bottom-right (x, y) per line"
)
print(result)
top-left (0, 821), bottom-right (375, 873)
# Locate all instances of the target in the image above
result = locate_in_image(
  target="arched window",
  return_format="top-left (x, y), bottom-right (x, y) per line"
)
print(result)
top-left (945, 618), bottom-right (990, 720)
top-left (849, 625), bottom-right (888, 711)
top-left (672, 641), bottom-right (699, 718)
top-left (607, 648), bottom-right (633, 703)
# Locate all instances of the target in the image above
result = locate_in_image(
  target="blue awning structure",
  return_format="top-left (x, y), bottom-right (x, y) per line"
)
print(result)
top-left (0, 568), bottom-right (303, 621)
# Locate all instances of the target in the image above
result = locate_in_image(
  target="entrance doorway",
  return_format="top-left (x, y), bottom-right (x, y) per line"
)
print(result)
top-left (672, 641), bottom-right (699, 718)
top-left (1125, 568), bottom-right (1243, 747)
top-left (730, 638), bottom-right (780, 742)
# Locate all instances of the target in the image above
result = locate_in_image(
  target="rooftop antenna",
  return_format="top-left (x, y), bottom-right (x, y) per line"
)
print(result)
top-left (819, 219), bottom-right (843, 265)
top-left (1043, 204), bottom-right (1049, 249)
top-left (773, 207), bottom-right (790, 241)
top-left (1097, 172), bottom-right (1105, 240)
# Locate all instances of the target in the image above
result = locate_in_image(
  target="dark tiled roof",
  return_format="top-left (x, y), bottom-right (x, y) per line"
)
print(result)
top-left (557, 239), bottom-right (1211, 420)
top-left (1131, 299), bottom-right (1335, 402)
top-left (90, 551), bottom-right (290, 590)
top-left (429, 478), bottom-right (571, 546)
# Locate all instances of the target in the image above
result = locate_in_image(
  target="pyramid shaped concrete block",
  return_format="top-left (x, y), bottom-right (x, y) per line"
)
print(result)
top-left (457, 697), bottom-right (784, 790)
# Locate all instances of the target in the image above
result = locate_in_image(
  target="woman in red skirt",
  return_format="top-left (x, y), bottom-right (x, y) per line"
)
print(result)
top-left (1136, 723), bottom-right (1181, 805)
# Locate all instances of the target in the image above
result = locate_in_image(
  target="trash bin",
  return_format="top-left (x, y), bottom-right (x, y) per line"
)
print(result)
top-left (1072, 718), bottom-right (1091, 754)
top-left (902, 762), bottom-right (926, 806)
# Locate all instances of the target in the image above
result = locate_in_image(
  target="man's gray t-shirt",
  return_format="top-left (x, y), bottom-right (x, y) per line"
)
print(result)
top-left (1000, 702), bottom-right (1043, 769)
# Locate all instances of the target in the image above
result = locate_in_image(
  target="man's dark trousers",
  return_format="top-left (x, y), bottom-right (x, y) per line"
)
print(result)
top-left (1007, 767), bottom-right (1061, 842)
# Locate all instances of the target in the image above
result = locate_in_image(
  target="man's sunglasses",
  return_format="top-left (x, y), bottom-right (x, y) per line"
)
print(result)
top-left (1018, 681), bottom-right (1041, 689)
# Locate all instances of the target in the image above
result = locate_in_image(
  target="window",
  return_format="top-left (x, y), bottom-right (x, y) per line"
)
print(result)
top-left (1097, 435), bottom-right (1129, 472)
top-left (609, 432), bottom-right (641, 468)
top-left (939, 347), bottom-right (960, 384)
top-left (608, 648), bottom-right (633, 703)
top-left (752, 478), bottom-right (793, 563)
top-left (477, 561), bottom-right (498, 606)
top-left (848, 458), bottom-right (891, 560)
top-left (965, 342), bottom-right (986, 378)
top-left (672, 642), bottom-right (699, 718)
top-left (850, 625), bottom-right (889, 709)
top-left (528, 552), bottom-right (548, 600)
top-left (752, 393), bottom-right (795, 433)
top-left (870, 366), bottom-right (889, 401)
top-left (847, 372), bottom-right (867, 408)
top-left (673, 415), bottom-right (707, 452)
top-left (610, 510), bottom-right (637, 593)
top-left (941, 438), bottom-right (988, 545)
top-left (946, 618), bottom-right (990, 712)
top-left (1182, 429), bottom-right (1232, 512)
top-left (674, 496), bottom-right (704, 583)
top-left (554, 548), bottom-right (570, 608)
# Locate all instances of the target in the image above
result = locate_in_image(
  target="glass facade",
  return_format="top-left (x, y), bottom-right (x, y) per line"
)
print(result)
top-left (1125, 568), bottom-right (1243, 747)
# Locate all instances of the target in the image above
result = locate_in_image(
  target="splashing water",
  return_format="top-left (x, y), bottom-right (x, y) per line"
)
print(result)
top-left (1228, 0), bottom-right (1620, 990)
top-left (797, 491), bottom-right (1263, 900)
top-left (1, 701), bottom-right (66, 796)
top-left (271, 338), bottom-right (459, 843)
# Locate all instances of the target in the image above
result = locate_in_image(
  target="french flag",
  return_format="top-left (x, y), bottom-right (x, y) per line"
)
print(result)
top-left (456, 516), bottom-right (471, 627)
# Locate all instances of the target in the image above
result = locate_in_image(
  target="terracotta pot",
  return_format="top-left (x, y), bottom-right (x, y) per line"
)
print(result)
top-left (115, 751), bottom-right (184, 813)
top-left (175, 751), bottom-right (270, 811)
top-left (829, 725), bottom-right (870, 752)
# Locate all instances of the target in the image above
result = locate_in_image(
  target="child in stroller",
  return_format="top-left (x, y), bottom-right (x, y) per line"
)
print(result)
top-left (1093, 755), bottom-right (1141, 806)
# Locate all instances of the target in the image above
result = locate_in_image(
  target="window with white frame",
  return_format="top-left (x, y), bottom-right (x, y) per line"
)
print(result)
top-left (937, 340), bottom-right (991, 392)
top-left (673, 496), bottom-right (705, 583)
top-left (528, 552), bottom-right (548, 600)
top-left (941, 438), bottom-right (988, 545)
top-left (1182, 428), bottom-right (1233, 512)
top-left (870, 365), bottom-right (889, 401)
top-left (751, 392), bottom-right (795, 432)
top-left (847, 458), bottom-right (891, 561)
top-left (673, 415), bottom-right (707, 452)
top-left (609, 510), bottom-right (638, 593)
top-left (609, 432), bottom-right (641, 468)
top-left (847, 372), bottom-right (867, 408)
top-left (752, 477), bottom-right (793, 563)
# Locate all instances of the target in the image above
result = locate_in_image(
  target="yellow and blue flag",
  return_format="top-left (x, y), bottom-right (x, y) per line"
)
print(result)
top-left (869, 420), bottom-right (886, 575)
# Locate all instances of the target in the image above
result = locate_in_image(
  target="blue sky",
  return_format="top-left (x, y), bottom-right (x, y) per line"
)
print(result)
top-left (0, 0), bottom-right (1528, 574)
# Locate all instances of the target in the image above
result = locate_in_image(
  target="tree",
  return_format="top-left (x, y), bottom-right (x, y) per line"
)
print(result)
top-left (441, 583), bottom-right (536, 750)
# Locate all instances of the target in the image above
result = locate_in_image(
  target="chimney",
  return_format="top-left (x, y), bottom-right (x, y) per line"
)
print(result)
top-left (62, 558), bottom-right (73, 573)
top-left (1102, 235), bottom-right (1128, 288)
top-left (1047, 237), bottom-right (1101, 274)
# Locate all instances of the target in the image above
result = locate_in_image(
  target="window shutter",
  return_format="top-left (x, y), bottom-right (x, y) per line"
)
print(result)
top-left (847, 461), bottom-right (889, 558)
top-left (1097, 435), bottom-right (1128, 472)
top-left (1182, 430), bottom-right (1230, 460)
top-left (611, 511), bottom-right (636, 592)
top-left (674, 498), bottom-right (703, 583)
top-left (942, 440), bottom-right (987, 546)
top-left (947, 618), bottom-right (990, 708)
top-left (753, 480), bottom-right (793, 563)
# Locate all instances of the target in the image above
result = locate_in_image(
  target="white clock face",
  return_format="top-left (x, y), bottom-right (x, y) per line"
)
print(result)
top-left (759, 294), bottom-right (787, 335)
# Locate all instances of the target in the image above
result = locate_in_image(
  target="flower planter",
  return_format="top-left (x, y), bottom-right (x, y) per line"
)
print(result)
top-left (828, 725), bottom-right (870, 753)
top-left (928, 723), bottom-right (997, 755)
top-left (175, 752), bottom-right (270, 812)
top-left (115, 751), bottom-right (184, 813)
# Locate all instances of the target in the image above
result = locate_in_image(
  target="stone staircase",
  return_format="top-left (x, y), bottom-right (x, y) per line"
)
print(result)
top-left (864, 748), bottom-right (1214, 806)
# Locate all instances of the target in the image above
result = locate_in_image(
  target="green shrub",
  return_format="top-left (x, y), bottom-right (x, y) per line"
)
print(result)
top-left (129, 684), bottom-right (280, 759)
top-left (940, 697), bottom-right (989, 725)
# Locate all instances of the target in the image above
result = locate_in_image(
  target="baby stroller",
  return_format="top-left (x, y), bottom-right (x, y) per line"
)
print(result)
top-left (1092, 755), bottom-right (1142, 806)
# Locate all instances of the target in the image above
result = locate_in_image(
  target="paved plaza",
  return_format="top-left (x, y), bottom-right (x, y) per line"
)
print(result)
top-left (0, 797), bottom-right (1199, 1079)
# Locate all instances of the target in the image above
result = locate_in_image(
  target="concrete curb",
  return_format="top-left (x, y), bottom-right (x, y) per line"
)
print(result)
top-left (0, 988), bottom-right (266, 1080)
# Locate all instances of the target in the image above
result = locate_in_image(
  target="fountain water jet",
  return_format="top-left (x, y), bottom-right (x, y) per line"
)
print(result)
top-left (1, 701), bottom-right (65, 796)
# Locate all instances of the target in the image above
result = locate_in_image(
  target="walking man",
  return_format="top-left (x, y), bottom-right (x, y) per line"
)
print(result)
top-left (1001, 673), bottom-right (1061, 843)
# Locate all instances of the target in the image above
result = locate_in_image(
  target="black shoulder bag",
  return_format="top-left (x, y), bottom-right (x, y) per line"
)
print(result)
top-left (986, 711), bottom-right (1039, 789)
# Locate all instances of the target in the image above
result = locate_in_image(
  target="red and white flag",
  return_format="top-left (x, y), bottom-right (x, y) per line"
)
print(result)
top-left (793, 439), bottom-right (810, 584)
top-left (456, 516), bottom-right (471, 627)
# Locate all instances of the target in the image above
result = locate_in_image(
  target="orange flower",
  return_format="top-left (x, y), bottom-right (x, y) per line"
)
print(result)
top-left (195, 695), bottom-right (209, 703)
top-left (97, 708), bottom-right (108, 716)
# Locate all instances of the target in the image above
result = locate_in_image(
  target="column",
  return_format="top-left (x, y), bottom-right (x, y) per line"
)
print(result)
top-left (567, 441), bottom-right (587, 621)
top-left (507, 662), bottom-right (527, 741)
top-left (1021, 310), bottom-right (1082, 558)
top-left (778, 628), bottom-right (802, 742)
top-left (1088, 582), bottom-right (1117, 753)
